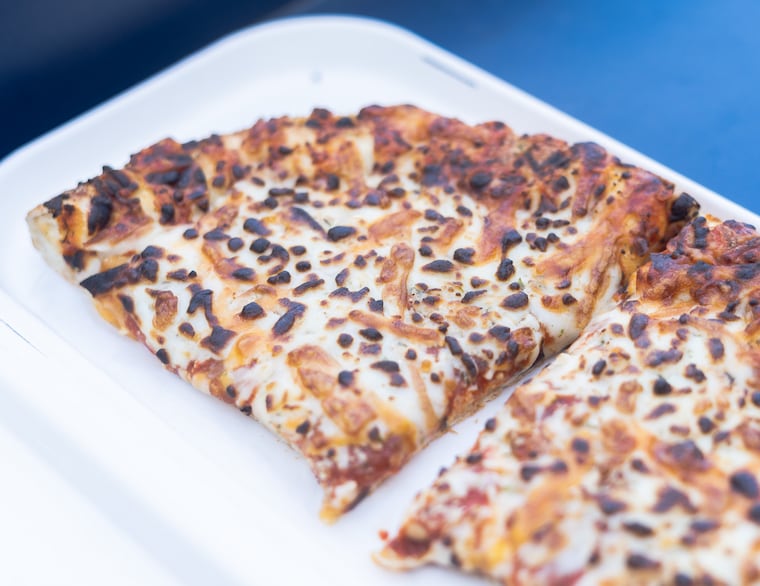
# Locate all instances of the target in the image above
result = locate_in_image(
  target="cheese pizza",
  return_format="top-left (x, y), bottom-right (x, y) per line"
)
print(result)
top-left (380, 217), bottom-right (760, 584)
top-left (26, 105), bottom-right (697, 519)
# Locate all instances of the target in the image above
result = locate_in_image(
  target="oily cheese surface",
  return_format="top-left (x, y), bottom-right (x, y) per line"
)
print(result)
top-left (380, 217), bottom-right (760, 585)
top-left (26, 105), bottom-right (696, 518)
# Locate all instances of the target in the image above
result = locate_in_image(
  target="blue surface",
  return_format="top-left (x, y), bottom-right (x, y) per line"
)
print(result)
top-left (4, 0), bottom-right (758, 216)
top-left (283, 0), bottom-right (760, 216)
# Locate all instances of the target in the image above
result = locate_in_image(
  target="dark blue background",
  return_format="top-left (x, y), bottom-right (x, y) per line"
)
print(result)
top-left (2, 0), bottom-right (758, 213)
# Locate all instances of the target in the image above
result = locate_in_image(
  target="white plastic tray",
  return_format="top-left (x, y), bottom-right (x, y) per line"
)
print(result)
top-left (1, 16), bottom-right (758, 586)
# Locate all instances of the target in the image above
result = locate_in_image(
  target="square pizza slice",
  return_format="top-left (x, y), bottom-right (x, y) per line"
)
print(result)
top-left (26, 105), bottom-right (697, 519)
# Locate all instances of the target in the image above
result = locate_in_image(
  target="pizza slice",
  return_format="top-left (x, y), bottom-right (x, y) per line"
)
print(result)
top-left (379, 216), bottom-right (760, 583)
top-left (26, 105), bottom-right (697, 519)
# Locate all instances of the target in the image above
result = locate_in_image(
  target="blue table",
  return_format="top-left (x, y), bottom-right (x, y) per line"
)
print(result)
top-left (283, 0), bottom-right (760, 216)
top-left (3, 0), bottom-right (758, 215)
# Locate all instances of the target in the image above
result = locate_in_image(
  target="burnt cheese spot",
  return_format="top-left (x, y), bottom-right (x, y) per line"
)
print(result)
top-left (697, 416), bottom-right (715, 433)
top-left (669, 192), bottom-right (698, 221)
top-left (337, 333), bottom-right (353, 348)
top-left (424, 209), bottom-right (444, 222)
top-left (626, 554), bottom-right (661, 570)
top-left (501, 229), bottom-right (522, 252)
top-left (674, 574), bottom-right (694, 586)
top-left (421, 164), bottom-right (444, 186)
top-left (338, 371), bottom-right (354, 387)
top-left (460, 354), bottom-right (479, 377)
top-left (295, 420), bottom-right (310, 435)
top-left (159, 203), bottom-right (175, 224)
top-left (461, 290), bottom-right (487, 304)
top-left (453, 248), bottom-right (475, 264)
top-left (87, 195), bottom-right (113, 235)
top-left (270, 245), bottom-right (290, 262)
top-left (267, 271), bottom-right (292, 285)
top-left (243, 217), bottom-right (271, 236)
top-left (685, 363), bottom-right (706, 383)
top-left (646, 349), bottom-right (683, 367)
top-left (653, 376), bottom-right (672, 395)
top-left (327, 226), bottom-right (356, 241)
top-left (496, 258), bottom-right (515, 281)
top-left (501, 292), bottom-right (529, 309)
top-left (390, 373), bottom-right (406, 387)
top-left (571, 437), bottom-right (590, 453)
top-left (179, 323), bottom-right (195, 337)
top-left (708, 338), bottom-right (725, 360)
top-left (64, 250), bottom-right (86, 270)
top-left (562, 293), bottom-right (577, 305)
top-left (422, 260), bottom-right (454, 273)
top-left (188, 288), bottom-right (212, 315)
top-left (730, 471), bottom-right (759, 499)
top-left (359, 328), bottom-right (383, 341)
top-left (203, 227), bottom-right (228, 241)
top-left (251, 238), bottom-right (271, 253)
top-left (141, 246), bottom-right (163, 259)
top-left (748, 504), bottom-right (760, 525)
top-left (334, 268), bottom-right (349, 286)
top-left (488, 325), bottom-right (511, 341)
top-left (690, 519), bottom-right (719, 533)
top-left (325, 173), bottom-right (340, 190)
top-left (372, 360), bottom-right (400, 373)
top-left (597, 495), bottom-right (627, 515)
top-left (520, 465), bottom-right (541, 482)
top-left (183, 228), bottom-right (199, 239)
top-left (231, 268), bottom-right (255, 281)
top-left (201, 325), bottom-right (235, 353)
top-left (139, 259), bottom-right (159, 281)
top-left (228, 237), bottom-right (244, 252)
top-left (166, 269), bottom-right (188, 281)
top-left (272, 303), bottom-right (305, 336)
top-left (591, 359), bottom-right (606, 376)
top-left (240, 301), bottom-right (264, 319)
top-left (444, 336), bottom-right (463, 356)
top-left (293, 278), bottom-right (325, 295)
top-left (628, 313), bottom-right (649, 339)
top-left (156, 348), bottom-right (170, 365)
top-left (647, 403), bottom-right (676, 419)
top-left (118, 294), bottom-right (134, 313)
top-left (268, 187), bottom-right (294, 197)
top-left (653, 487), bottom-right (695, 513)
top-left (469, 171), bottom-right (492, 189)
top-left (465, 453), bottom-right (483, 465)
top-left (369, 299), bottom-right (384, 313)
top-left (43, 193), bottom-right (69, 217)
top-left (80, 264), bottom-right (132, 296)
top-left (622, 522), bottom-right (653, 537)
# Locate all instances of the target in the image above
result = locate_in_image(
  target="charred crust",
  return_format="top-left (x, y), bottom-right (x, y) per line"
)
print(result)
top-left (43, 193), bottom-right (70, 217)
top-left (87, 195), bottom-right (113, 235)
